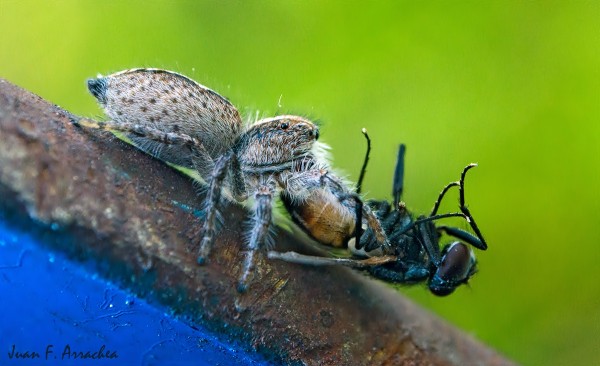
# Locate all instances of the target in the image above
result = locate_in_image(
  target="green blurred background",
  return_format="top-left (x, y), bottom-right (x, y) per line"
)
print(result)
top-left (1, 1), bottom-right (598, 364)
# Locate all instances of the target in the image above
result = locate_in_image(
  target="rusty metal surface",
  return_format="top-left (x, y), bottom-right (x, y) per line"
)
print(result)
top-left (0, 79), bottom-right (515, 365)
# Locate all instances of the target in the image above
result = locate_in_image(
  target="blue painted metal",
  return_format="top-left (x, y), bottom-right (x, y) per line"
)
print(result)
top-left (0, 218), bottom-right (270, 366)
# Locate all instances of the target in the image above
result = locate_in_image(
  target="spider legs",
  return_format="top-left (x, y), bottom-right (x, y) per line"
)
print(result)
top-left (237, 182), bottom-right (275, 292)
top-left (72, 118), bottom-right (205, 149)
top-left (197, 150), bottom-right (236, 264)
top-left (73, 117), bottom-right (247, 261)
top-left (73, 117), bottom-right (215, 172)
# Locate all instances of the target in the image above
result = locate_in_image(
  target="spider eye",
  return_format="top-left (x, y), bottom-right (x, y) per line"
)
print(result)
top-left (280, 122), bottom-right (289, 130)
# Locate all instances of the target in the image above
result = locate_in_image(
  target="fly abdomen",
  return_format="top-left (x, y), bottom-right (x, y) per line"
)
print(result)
top-left (283, 189), bottom-right (356, 248)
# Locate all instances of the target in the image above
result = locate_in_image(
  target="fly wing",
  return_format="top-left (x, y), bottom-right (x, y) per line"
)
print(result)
top-left (87, 68), bottom-right (242, 168)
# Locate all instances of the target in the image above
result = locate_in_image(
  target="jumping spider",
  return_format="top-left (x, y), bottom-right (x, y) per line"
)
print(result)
top-left (76, 68), bottom-right (389, 292)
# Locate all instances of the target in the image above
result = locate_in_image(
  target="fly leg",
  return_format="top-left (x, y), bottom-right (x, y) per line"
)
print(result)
top-left (267, 251), bottom-right (396, 268)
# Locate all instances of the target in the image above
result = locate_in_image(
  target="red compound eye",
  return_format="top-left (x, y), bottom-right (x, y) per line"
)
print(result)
top-left (429, 242), bottom-right (475, 296)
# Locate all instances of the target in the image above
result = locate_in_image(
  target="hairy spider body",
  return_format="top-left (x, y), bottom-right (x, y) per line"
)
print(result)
top-left (86, 68), bottom-right (241, 177)
top-left (78, 68), bottom-right (388, 291)
top-left (270, 141), bottom-right (488, 296)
